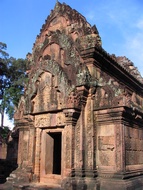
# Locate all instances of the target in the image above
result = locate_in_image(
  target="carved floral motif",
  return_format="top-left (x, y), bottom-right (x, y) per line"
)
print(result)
top-left (35, 113), bottom-right (65, 128)
top-left (85, 97), bottom-right (93, 169)
top-left (75, 119), bottom-right (80, 168)
top-left (115, 125), bottom-right (122, 171)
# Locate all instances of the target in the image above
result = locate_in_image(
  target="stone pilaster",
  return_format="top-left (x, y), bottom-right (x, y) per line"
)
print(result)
top-left (17, 128), bottom-right (23, 166)
top-left (63, 109), bottom-right (80, 177)
top-left (34, 128), bottom-right (42, 182)
top-left (84, 90), bottom-right (97, 177)
top-left (115, 123), bottom-right (125, 173)
top-left (28, 127), bottom-right (35, 168)
top-left (75, 85), bottom-right (89, 177)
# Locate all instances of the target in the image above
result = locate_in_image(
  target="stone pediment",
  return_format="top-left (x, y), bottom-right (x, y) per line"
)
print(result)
top-left (35, 2), bottom-right (101, 46)
top-left (26, 2), bottom-right (101, 77)
top-left (24, 2), bottom-right (99, 114)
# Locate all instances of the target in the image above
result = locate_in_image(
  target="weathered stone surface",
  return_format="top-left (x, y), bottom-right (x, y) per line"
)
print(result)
top-left (2, 2), bottom-right (143, 190)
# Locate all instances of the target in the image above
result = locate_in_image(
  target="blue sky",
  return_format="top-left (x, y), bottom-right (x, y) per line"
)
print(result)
top-left (1, 0), bottom-right (143, 128)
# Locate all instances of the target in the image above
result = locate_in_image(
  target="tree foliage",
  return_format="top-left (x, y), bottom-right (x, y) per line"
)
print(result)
top-left (0, 42), bottom-right (9, 98)
top-left (0, 126), bottom-right (10, 140)
top-left (0, 42), bottom-right (28, 123)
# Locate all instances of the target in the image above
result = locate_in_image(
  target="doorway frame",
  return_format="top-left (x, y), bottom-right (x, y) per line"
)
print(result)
top-left (40, 128), bottom-right (64, 183)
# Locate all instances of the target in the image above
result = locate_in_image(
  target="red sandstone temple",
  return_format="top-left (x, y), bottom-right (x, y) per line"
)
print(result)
top-left (3, 2), bottom-right (143, 190)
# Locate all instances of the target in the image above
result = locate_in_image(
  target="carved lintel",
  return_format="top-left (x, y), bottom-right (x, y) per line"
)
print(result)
top-left (63, 109), bottom-right (80, 126)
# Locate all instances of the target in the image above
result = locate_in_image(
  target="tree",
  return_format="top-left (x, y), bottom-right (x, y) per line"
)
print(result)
top-left (0, 42), bottom-right (28, 127)
top-left (0, 42), bottom-right (9, 127)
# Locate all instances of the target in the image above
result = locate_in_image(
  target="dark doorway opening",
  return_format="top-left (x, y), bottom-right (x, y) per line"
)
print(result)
top-left (48, 132), bottom-right (62, 175)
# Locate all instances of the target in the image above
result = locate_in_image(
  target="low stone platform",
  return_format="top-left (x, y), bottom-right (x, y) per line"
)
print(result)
top-left (0, 182), bottom-right (63, 190)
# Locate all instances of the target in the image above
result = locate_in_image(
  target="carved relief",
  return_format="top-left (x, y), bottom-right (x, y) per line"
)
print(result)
top-left (31, 72), bottom-right (52, 113)
top-left (67, 90), bottom-right (81, 109)
top-left (76, 64), bottom-right (91, 87)
top-left (48, 16), bottom-right (68, 32)
top-left (35, 16), bottom-right (68, 46)
top-left (86, 124), bottom-right (93, 168)
top-left (71, 126), bottom-right (75, 169)
top-left (22, 130), bottom-right (29, 161)
top-left (94, 75), bottom-right (124, 109)
top-left (18, 130), bottom-right (23, 165)
top-left (125, 127), bottom-right (143, 165)
top-left (98, 136), bottom-right (115, 166)
top-left (43, 43), bottom-right (61, 63)
top-left (28, 128), bottom-right (35, 165)
top-left (35, 113), bottom-right (65, 128)
top-left (23, 140), bottom-right (28, 161)
top-left (34, 128), bottom-right (42, 180)
top-left (57, 112), bottom-right (65, 126)
top-left (99, 151), bottom-right (114, 166)
top-left (123, 88), bottom-right (132, 107)
top-left (78, 33), bottom-right (101, 49)
top-left (97, 124), bottom-right (115, 167)
top-left (98, 136), bottom-right (114, 151)
top-left (65, 126), bottom-right (71, 169)
top-left (35, 115), bottom-right (51, 128)
top-left (131, 92), bottom-right (143, 110)
top-left (75, 119), bottom-right (80, 168)
top-left (14, 96), bottom-right (25, 120)
top-left (31, 72), bottom-right (65, 113)
top-left (85, 97), bottom-right (93, 169)
top-left (115, 125), bottom-right (122, 171)
top-left (116, 56), bottom-right (143, 83)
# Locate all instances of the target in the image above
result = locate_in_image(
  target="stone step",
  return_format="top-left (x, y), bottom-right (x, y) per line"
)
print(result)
top-left (40, 175), bottom-right (62, 186)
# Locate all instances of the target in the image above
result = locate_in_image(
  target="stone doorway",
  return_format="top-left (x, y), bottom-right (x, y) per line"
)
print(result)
top-left (47, 132), bottom-right (62, 175)
top-left (40, 129), bottom-right (63, 183)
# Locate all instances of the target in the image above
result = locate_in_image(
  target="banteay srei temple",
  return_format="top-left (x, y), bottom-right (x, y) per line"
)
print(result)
top-left (1, 2), bottom-right (143, 190)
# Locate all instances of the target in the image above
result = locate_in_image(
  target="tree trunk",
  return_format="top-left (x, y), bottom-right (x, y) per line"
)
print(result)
top-left (0, 109), bottom-right (4, 127)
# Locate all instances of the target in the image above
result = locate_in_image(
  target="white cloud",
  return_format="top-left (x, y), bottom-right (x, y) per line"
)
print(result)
top-left (97, 1), bottom-right (143, 77)
top-left (86, 11), bottom-right (96, 21)
top-left (123, 32), bottom-right (143, 76)
top-left (136, 19), bottom-right (143, 30)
